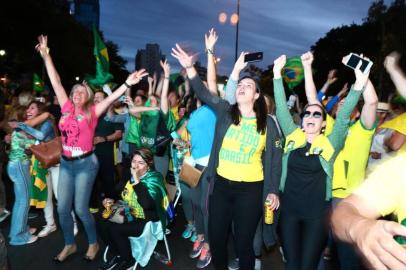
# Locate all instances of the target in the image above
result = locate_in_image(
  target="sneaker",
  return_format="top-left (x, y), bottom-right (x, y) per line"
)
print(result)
top-left (0, 209), bottom-right (10, 222)
top-left (190, 230), bottom-right (198, 243)
top-left (26, 235), bottom-right (38, 244)
top-left (98, 255), bottom-right (120, 270)
top-left (196, 247), bottom-right (211, 269)
top-left (254, 258), bottom-right (262, 270)
top-left (28, 211), bottom-right (39, 219)
top-left (38, 224), bottom-right (57, 238)
top-left (189, 239), bottom-right (204, 259)
top-left (182, 223), bottom-right (195, 239)
top-left (89, 207), bottom-right (99, 214)
top-left (228, 258), bottom-right (239, 270)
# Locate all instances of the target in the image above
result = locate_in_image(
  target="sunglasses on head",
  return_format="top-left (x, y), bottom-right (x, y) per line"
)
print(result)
top-left (303, 111), bottom-right (323, 119)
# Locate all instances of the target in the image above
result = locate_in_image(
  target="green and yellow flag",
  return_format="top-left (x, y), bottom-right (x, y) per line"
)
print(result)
top-left (33, 73), bottom-right (44, 92)
top-left (281, 56), bottom-right (304, 91)
top-left (86, 26), bottom-right (113, 87)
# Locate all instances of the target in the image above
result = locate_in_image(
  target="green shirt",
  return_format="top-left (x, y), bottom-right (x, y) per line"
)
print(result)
top-left (9, 131), bottom-right (36, 161)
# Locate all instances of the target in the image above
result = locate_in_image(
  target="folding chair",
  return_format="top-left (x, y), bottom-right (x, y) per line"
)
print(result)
top-left (103, 221), bottom-right (173, 269)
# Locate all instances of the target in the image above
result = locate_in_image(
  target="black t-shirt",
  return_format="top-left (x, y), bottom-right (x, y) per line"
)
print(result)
top-left (95, 115), bottom-right (124, 156)
top-left (281, 142), bottom-right (331, 218)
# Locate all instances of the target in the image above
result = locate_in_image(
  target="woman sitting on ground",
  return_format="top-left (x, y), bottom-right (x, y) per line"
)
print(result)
top-left (97, 147), bottom-right (170, 270)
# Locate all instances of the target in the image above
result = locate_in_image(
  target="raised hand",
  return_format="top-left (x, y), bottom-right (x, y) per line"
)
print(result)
top-left (301, 51), bottom-right (314, 68)
top-left (273, 55), bottom-right (287, 78)
top-left (160, 59), bottom-right (171, 77)
top-left (234, 52), bottom-right (248, 72)
top-left (171, 44), bottom-right (194, 69)
top-left (384, 51), bottom-right (401, 72)
top-left (327, 69), bottom-right (338, 85)
top-left (147, 76), bottom-right (154, 85)
top-left (342, 54), bottom-right (370, 90)
top-left (35, 35), bottom-right (50, 57)
top-left (338, 82), bottom-right (349, 97)
top-left (205, 28), bottom-right (218, 51)
top-left (126, 69), bottom-right (148, 86)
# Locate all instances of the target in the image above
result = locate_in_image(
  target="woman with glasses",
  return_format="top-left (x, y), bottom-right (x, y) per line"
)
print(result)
top-left (272, 54), bottom-right (369, 270)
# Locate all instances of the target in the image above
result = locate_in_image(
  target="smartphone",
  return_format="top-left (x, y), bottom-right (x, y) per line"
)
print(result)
top-left (118, 95), bottom-right (126, 102)
top-left (244, 52), bottom-right (263, 63)
top-left (344, 53), bottom-right (373, 73)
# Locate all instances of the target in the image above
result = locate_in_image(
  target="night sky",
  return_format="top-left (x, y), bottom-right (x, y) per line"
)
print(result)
top-left (100, 0), bottom-right (382, 75)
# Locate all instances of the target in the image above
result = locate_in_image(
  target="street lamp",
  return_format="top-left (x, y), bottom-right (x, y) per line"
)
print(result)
top-left (0, 50), bottom-right (5, 56)
top-left (234, 0), bottom-right (240, 62)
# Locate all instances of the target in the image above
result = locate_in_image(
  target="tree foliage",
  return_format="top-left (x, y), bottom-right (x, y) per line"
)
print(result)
top-left (0, 0), bottom-right (128, 93)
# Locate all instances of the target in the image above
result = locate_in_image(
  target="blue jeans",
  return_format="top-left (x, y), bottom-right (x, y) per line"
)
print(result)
top-left (7, 160), bottom-right (33, 245)
top-left (58, 154), bottom-right (99, 245)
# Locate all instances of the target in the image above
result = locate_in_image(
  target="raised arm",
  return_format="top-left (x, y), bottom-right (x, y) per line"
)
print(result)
top-left (224, 52), bottom-right (248, 104)
top-left (160, 60), bottom-right (170, 114)
top-left (95, 69), bottom-right (148, 117)
top-left (36, 35), bottom-right (68, 107)
top-left (171, 43), bottom-right (225, 113)
top-left (147, 76), bottom-right (154, 97)
top-left (273, 55), bottom-right (298, 136)
top-left (328, 54), bottom-right (369, 149)
top-left (319, 69), bottom-right (338, 101)
top-left (205, 28), bottom-right (219, 95)
top-left (24, 112), bottom-right (51, 127)
top-left (360, 80), bottom-right (378, 129)
top-left (385, 51), bottom-right (406, 99)
top-left (301, 51), bottom-right (321, 105)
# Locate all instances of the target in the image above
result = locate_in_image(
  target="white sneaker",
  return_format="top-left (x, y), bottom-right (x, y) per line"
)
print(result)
top-left (74, 224), bottom-right (79, 236)
top-left (38, 224), bottom-right (57, 238)
top-left (26, 235), bottom-right (38, 244)
top-left (254, 258), bottom-right (262, 270)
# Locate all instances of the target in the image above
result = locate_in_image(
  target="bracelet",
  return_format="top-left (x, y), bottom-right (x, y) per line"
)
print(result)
top-left (185, 64), bottom-right (194, 69)
top-left (206, 48), bottom-right (214, 55)
top-left (164, 76), bottom-right (170, 80)
top-left (124, 81), bottom-right (131, 88)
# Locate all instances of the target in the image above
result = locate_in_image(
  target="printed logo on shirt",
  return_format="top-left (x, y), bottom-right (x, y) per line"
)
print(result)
top-left (219, 120), bottom-right (261, 164)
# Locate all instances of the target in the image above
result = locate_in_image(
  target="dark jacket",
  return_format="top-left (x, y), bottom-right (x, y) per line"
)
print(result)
top-left (189, 76), bottom-right (283, 247)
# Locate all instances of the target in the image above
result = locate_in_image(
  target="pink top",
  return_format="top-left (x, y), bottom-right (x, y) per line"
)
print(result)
top-left (58, 100), bottom-right (98, 157)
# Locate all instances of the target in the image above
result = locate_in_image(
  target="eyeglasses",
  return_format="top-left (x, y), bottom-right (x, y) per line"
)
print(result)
top-left (303, 111), bottom-right (323, 119)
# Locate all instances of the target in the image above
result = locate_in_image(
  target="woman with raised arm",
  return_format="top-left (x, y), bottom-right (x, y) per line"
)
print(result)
top-left (172, 44), bottom-right (282, 270)
top-left (35, 35), bottom-right (148, 262)
top-left (273, 54), bottom-right (368, 270)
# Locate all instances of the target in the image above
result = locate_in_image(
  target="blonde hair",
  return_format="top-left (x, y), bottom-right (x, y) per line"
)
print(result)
top-left (69, 82), bottom-right (95, 123)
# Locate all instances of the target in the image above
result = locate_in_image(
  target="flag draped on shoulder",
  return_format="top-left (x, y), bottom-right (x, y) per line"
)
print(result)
top-left (282, 56), bottom-right (304, 91)
top-left (86, 26), bottom-right (113, 87)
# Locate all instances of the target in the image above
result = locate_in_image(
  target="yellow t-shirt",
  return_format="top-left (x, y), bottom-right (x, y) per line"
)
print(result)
top-left (353, 151), bottom-right (406, 223)
top-left (217, 117), bottom-right (266, 182)
top-left (333, 120), bottom-right (376, 198)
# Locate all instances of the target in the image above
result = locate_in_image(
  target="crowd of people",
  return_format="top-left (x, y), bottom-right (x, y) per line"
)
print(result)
top-left (0, 28), bottom-right (405, 270)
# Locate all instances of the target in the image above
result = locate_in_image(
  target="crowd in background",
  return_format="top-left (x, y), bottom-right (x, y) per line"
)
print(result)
top-left (0, 28), bottom-right (405, 270)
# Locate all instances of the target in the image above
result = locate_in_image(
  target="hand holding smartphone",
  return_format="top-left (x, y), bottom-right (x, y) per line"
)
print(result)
top-left (343, 53), bottom-right (373, 74)
top-left (244, 52), bottom-right (263, 63)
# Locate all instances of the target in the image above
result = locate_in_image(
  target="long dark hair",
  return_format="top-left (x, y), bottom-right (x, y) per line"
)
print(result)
top-left (230, 76), bottom-right (267, 134)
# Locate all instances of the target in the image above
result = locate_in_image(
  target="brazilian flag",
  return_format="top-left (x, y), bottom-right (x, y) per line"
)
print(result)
top-left (86, 26), bottom-right (113, 87)
top-left (282, 56), bottom-right (304, 91)
top-left (33, 73), bottom-right (44, 92)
